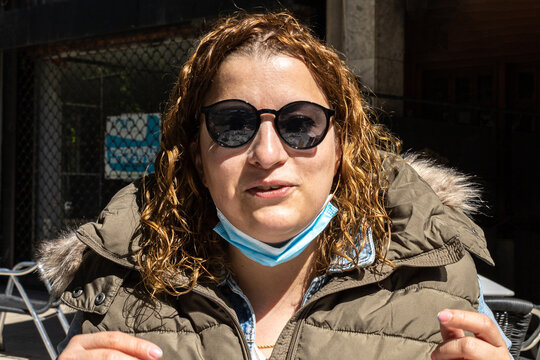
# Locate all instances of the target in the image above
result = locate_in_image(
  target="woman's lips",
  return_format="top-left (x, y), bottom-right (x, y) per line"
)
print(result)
top-left (247, 184), bottom-right (294, 198)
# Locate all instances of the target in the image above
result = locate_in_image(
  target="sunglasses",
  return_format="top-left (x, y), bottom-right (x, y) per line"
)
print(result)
top-left (201, 99), bottom-right (335, 149)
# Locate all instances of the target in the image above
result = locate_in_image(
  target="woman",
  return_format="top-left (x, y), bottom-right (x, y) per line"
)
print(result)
top-left (39, 12), bottom-right (511, 360)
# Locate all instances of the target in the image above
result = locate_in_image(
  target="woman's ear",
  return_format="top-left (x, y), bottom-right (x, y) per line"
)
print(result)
top-left (191, 140), bottom-right (207, 187)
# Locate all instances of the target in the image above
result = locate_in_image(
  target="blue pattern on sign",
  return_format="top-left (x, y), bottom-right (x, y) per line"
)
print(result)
top-left (105, 114), bottom-right (160, 174)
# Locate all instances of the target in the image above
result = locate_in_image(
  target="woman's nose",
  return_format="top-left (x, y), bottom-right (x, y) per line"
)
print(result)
top-left (247, 117), bottom-right (288, 169)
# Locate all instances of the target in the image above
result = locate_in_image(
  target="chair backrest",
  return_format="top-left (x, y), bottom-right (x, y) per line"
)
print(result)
top-left (0, 261), bottom-right (70, 359)
top-left (1, 262), bottom-right (57, 314)
top-left (485, 297), bottom-right (536, 358)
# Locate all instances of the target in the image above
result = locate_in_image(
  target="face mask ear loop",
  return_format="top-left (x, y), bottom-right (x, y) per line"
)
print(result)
top-left (331, 171), bottom-right (341, 202)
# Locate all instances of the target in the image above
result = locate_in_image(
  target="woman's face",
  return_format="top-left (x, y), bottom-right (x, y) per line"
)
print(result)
top-left (196, 54), bottom-right (340, 244)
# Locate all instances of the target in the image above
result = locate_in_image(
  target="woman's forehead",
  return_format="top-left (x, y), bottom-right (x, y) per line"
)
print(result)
top-left (203, 54), bottom-right (329, 109)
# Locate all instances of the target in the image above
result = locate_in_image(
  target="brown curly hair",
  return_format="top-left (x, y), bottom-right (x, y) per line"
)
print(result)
top-left (139, 11), bottom-right (401, 296)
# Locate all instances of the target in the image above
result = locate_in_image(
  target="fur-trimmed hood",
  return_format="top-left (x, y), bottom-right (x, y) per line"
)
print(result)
top-left (36, 154), bottom-right (492, 297)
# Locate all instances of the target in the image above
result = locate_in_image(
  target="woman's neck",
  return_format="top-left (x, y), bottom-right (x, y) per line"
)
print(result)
top-left (228, 241), bottom-right (317, 318)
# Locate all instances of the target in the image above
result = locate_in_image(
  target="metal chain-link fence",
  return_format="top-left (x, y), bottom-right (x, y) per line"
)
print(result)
top-left (15, 27), bottom-right (198, 262)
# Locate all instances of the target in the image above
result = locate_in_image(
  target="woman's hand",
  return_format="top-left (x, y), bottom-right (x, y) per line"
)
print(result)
top-left (59, 331), bottom-right (163, 360)
top-left (431, 309), bottom-right (511, 359)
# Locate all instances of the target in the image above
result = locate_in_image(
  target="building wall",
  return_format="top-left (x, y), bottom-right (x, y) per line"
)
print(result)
top-left (327, 0), bottom-right (405, 113)
top-left (404, 0), bottom-right (540, 302)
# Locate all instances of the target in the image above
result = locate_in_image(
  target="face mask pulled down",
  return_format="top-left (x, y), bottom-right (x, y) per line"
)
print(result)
top-left (213, 195), bottom-right (338, 267)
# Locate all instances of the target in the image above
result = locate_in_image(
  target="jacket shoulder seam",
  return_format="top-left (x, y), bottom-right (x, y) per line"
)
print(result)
top-left (303, 322), bottom-right (439, 345)
top-left (95, 323), bottom-right (225, 335)
top-left (391, 283), bottom-right (476, 306)
top-left (96, 327), bottom-right (197, 335)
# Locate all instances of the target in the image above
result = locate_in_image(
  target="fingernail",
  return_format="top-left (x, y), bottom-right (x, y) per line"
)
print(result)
top-left (149, 346), bottom-right (163, 359)
top-left (438, 310), bottom-right (452, 323)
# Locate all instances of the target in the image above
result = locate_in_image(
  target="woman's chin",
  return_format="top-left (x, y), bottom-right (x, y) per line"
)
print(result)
top-left (229, 207), bottom-right (317, 243)
top-left (243, 222), bottom-right (304, 244)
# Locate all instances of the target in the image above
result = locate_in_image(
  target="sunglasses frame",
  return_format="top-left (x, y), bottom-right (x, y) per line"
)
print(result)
top-left (201, 99), bottom-right (335, 149)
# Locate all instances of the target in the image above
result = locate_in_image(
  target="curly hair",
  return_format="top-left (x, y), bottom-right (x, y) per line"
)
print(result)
top-left (139, 11), bottom-right (401, 296)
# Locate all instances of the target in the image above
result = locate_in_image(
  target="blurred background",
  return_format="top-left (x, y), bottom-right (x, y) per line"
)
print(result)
top-left (0, 0), bottom-right (538, 303)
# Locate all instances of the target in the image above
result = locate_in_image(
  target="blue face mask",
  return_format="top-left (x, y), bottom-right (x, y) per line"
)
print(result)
top-left (213, 195), bottom-right (338, 267)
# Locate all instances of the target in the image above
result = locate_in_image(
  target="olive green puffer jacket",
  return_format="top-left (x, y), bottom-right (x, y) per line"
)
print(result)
top-left (38, 155), bottom-right (493, 359)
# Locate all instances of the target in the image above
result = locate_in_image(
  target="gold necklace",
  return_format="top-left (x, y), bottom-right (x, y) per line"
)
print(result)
top-left (257, 344), bottom-right (275, 349)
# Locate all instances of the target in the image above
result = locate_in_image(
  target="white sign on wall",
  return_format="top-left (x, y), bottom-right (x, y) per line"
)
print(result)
top-left (104, 113), bottom-right (160, 180)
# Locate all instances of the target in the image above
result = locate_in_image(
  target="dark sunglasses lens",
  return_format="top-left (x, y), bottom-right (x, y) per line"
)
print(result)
top-left (276, 102), bottom-right (329, 149)
top-left (205, 102), bottom-right (257, 147)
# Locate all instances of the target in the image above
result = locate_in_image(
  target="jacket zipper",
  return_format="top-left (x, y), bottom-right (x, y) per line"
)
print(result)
top-left (284, 270), bottom-right (396, 360)
top-left (191, 287), bottom-right (252, 359)
top-left (285, 301), bottom-right (316, 360)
